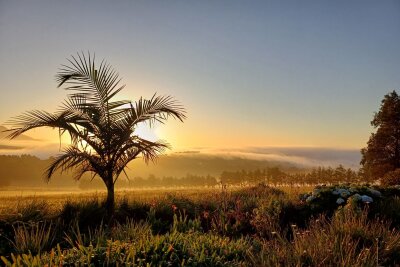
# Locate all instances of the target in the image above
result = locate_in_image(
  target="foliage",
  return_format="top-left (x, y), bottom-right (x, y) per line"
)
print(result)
top-left (381, 168), bottom-right (400, 186)
top-left (5, 52), bottom-right (186, 214)
top-left (361, 90), bottom-right (400, 180)
top-left (2, 231), bottom-right (250, 266)
top-left (254, 208), bottom-right (400, 266)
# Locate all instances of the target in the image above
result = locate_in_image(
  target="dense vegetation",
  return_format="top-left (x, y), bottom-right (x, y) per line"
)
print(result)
top-left (1, 183), bottom-right (400, 266)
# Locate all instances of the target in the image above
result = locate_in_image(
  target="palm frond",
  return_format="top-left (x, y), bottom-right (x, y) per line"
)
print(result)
top-left (56, 52), bottom-right (125, 116)
top-left (115, 94), bottom-right (186, 131)
top-left (6, 110), bottom-right (75, 139)
top-left (45, 146), bottom-right (101, 181)
top-left (112, 138), bottom-right (169, 182)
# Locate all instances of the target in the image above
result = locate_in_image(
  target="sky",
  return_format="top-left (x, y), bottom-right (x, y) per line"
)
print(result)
top-left (1, 0), bottom-right (400, 156)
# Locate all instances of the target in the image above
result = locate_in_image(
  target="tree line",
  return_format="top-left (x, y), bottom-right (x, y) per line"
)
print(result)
top-left (78, 165), bottom-right (363, 189)
top-left (220, 165), bottom-right (363, 185)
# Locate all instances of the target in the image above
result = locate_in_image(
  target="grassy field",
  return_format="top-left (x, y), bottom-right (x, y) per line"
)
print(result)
top-left (0, 183), bottom-right (399, 266)
top-left (0, 185), bottom-right (313, 216)
top-left (0, 187), bottom-right (222, 216)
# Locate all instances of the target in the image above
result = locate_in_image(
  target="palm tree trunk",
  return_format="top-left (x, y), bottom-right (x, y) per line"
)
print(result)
top-left (105, 180), bottom-right (115, 216)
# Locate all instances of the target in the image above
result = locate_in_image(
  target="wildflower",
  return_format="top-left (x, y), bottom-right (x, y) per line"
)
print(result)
top-left (361, 195), bottom-right (373, 203)
top-left (203, 211), bottom-right (209, 219)
top-left (336, 198), bottom-right (345, 205)
top-left (171, 204), bottom-right (177, 211)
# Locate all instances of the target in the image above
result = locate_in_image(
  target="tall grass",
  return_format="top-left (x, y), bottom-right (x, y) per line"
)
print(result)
top-left (11, 221), bottom-right (55, 255)
top-left (252, 208), bottom-right (400, 266)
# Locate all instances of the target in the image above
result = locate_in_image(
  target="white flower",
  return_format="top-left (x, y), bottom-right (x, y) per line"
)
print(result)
top-left (336, 198), bottom-right (345, 205)
top-left (361, 195), bottom-right (373, 203)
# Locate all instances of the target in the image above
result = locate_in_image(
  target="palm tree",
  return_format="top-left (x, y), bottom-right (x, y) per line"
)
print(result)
top-left (5, 53), bottom-right (186, 215)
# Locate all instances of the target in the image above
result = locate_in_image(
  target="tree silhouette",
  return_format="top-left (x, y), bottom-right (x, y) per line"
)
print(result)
top-left (5, 53), bottom-right (186, 214)
top-left (361, 90), bottom-right (400, 180)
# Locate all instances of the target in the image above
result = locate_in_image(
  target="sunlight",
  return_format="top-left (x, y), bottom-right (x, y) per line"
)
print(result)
top-left (134, 123), bottom-right (159, 142)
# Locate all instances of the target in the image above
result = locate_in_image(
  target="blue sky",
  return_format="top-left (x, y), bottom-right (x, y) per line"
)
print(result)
top-left (0, 0), bottom-right (399, 151)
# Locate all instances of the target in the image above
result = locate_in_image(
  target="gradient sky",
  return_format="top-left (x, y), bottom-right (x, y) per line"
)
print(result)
top-left (1, 0), bottom-right (400, 151)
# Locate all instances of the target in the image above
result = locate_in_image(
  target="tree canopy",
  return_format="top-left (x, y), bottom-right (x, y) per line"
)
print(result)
top-left (361, 90), bottom-right (400, 180)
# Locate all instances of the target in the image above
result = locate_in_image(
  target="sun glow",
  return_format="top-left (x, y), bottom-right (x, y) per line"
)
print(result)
top-left (134, 123), bottom-right (159, 143)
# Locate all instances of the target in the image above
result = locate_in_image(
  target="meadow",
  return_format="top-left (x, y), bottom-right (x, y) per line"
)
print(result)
top-left (1, 183), bottom-right (400, 266)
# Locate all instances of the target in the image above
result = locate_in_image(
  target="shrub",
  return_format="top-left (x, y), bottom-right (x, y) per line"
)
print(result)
top-left (300, 185), bottom-right (383, 217)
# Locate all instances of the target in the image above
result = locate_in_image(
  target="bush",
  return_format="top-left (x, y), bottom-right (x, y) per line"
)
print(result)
top-left (300, 185), bottom-right (383, 217)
